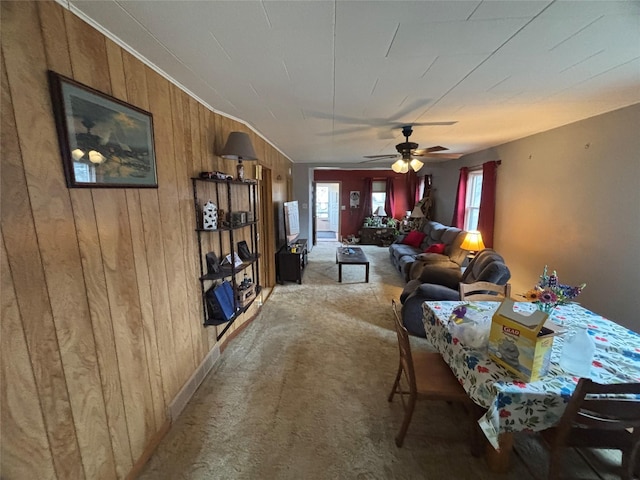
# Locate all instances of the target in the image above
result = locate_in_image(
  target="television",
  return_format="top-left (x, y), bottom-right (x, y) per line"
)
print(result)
top-left (283, 200), bottom-right (300, 246)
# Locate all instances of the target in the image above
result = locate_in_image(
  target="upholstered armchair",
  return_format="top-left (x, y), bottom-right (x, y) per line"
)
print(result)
top-left (399, 249), bottom-right (511, 337)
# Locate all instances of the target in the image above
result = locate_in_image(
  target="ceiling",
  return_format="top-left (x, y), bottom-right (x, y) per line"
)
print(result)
top-left (66, 0), bottom-right (640, 166)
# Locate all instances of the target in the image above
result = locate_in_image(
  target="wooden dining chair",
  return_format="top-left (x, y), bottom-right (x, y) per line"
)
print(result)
top-left (459, 281), bottom-right (511, 302)
top-left (388, 299), bottom-right (475, 448)
top-left (541, 378), bottom-right (640, 480)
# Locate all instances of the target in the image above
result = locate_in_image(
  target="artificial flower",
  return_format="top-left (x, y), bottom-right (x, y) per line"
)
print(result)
top-left (522, 265), bottom-right (586, 313)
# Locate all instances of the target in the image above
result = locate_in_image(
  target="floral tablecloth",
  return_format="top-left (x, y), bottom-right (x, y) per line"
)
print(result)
top-left (421, 301), bottom-right (640, 450)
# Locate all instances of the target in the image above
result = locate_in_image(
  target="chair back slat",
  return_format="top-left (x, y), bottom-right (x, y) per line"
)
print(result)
top-left (392, 300), bottom-right (416, 393)
top-left (556, 378), bottom-right (640, 436)
top-left (460, 282), bottom-right (511, 301)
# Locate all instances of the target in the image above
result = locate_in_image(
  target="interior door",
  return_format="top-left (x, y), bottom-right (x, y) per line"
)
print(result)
top-left (312, 181), bottom-right (317, 245)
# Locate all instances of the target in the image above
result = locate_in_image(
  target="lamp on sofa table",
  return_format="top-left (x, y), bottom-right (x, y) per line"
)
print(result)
top-left (460, 231), bottom-right (485, 260)
top-left (409, 205), bottom-right (425, 230)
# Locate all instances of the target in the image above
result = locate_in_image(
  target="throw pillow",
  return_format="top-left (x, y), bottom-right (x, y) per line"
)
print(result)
top-left (402, 230), bottom-right (426, 248)
top-left (424, 243), bottom-right (446, 254)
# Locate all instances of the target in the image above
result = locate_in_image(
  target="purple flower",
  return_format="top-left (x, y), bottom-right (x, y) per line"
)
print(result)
top-left (539, 289), bottom-right (558, 304)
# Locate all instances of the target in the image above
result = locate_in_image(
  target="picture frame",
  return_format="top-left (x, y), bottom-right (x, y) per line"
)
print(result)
top-left (48, 70), bottom-right (158, 188)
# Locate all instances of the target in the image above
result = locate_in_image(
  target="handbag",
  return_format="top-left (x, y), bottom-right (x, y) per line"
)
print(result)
top-left (205, 281), bottom-right (235, 323)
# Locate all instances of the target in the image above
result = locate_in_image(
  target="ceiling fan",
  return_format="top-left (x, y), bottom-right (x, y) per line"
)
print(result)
top-left (361, 125), bottom-right (461, 173)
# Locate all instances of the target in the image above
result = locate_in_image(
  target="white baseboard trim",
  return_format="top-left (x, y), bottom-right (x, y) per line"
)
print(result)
top-left (168, 343), bottom-right (220, 422)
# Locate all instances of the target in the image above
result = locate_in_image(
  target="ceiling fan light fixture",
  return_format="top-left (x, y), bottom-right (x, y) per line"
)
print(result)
top-left (409, 158), bottom-right (424, 172)
top-left (392, 159), bottom-right (408, 173)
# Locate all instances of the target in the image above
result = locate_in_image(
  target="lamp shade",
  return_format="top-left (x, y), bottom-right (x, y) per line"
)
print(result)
top-left (460, 231), bottom-right (485, 252)
top-left (391, 159), bottom-right (408, 173)
top-left (373, 206), bottom-right (387, 217)
top-left (409, 158), bottom-right (424, 172)
top-left (410, 205), bottom-right (425, 218)
top-left (220, 132), bottom-right (257, 161)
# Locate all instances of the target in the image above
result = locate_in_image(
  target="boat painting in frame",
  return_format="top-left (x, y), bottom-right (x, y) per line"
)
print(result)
top-left (48, 70), bottom-right (158, 188)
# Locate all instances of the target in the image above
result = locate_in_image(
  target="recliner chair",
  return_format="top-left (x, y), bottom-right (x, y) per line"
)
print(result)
top-left (400, 249), bottom-right (511, 337)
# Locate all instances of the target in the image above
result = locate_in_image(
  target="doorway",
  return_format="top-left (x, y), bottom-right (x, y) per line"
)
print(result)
top-left (315, 182), bottom-right (340, 242)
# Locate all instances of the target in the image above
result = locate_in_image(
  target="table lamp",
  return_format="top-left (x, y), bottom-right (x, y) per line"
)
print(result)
top-left (460, 231), bottom-right (485, 259)
top-left (220, 131), bottom-right (257, 181)
top-left (373, 206), bottom-right (387, 217)
top-left (410, 205), bottom-right (425, 230)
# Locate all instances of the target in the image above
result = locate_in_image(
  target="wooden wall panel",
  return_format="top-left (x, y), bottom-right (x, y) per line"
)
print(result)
top-left (146, 71), bottom-right (196, 384)
top-left (0, 44), bottom-right (83, 480)
top-left (170, 84), bottom-right (207, 361)
top-left (3, 3), bottom-right (112, 479)
top-left (123, 55), bottom-right (181, 405)
top-left (106, 37), bottom-right (165, 452)
top-left (1, 241), bottom-right (57, 480)
top-left (1, 2), bottom-right (293, 478)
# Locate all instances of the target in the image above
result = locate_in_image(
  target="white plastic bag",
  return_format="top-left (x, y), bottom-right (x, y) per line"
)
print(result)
top-left (448, 304), bottom-right (493, 349)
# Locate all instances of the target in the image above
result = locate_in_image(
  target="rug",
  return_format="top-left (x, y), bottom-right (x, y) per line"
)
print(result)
top-left (138, 243), bottom-right (622, 480)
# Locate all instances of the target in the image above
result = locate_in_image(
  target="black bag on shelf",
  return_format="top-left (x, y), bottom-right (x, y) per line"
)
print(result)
top-left (205, 281), bottom-right (235, 323)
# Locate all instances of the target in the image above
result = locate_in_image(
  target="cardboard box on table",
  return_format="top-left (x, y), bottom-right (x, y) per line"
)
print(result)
top-left (488, 299), bottom-right (560, 382)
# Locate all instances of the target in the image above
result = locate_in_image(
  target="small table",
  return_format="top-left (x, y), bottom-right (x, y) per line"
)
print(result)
top-left (336, 247), bottom-right (369, 283)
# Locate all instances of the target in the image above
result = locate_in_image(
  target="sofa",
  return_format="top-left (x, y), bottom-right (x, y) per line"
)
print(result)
top-left (400, 249), bottom-right (511, 337)
top-left (388, 220), bottom-right (467, 281)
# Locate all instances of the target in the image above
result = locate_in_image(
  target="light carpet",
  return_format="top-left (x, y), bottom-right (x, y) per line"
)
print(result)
top-left (138, 243), bottom-right (622, 480)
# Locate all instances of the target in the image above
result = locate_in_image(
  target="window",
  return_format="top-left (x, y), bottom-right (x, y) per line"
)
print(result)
top-left (371, 181), bottom-right (386, 214)
top-left (317, 185), bottom-right (329, 218)
top-left (464, 171), bottom-right (483, 231)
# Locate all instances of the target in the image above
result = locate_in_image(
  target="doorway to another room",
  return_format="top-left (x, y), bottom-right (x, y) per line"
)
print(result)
top-left (315, 182), bottom-right (340, 242)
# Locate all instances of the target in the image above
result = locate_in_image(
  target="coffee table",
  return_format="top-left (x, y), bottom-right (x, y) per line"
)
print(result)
top-left (336, 247), bottom-right (369, 283)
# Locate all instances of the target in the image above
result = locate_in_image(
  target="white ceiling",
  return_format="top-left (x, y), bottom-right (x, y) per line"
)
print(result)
top-left (66, 0), bottom-right (640, 166)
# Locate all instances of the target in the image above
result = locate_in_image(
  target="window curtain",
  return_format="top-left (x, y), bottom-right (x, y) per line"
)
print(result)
top-left (477, 160), bottom-right (498, 248)
top-left (359, 177), bottom-right (373, 226)
top-left (451, 167), bottom-right (468, 228)
top-left (416, 175), bottom-right (425, 203)
top-left (385, 177), bottom-right (395, 218)
top-left (406, 171), bottom-right (418, 208)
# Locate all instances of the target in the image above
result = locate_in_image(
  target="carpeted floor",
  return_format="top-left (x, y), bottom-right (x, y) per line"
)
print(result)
top-left (138, 243), bottom-right (623, 480)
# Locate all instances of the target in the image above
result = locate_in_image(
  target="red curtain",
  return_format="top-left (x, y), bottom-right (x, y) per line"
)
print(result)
top-left (416, 175), bottom-right (425, 204)
top-left (359, 177), bottom-right (373, 227)
top-left (451, 167), bottom-right (468, 228)
top-left (477, 161), bottom-right (498, 248)
top-left (385, 177), bottom-right (396, 218)
top-left (406, 171), bottom-right (418, 208)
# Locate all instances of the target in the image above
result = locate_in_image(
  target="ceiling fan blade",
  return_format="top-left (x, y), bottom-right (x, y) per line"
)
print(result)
top-left (363, 154), bottom-right (397, 159)
top-left (419, 153), bottom-right (463, 160)
top-left (359, 156), bottom-right (398, 164)
top-left (413, 146), bottom-right (449, 155)
top-left (410, 121), bottom-right (457, 127)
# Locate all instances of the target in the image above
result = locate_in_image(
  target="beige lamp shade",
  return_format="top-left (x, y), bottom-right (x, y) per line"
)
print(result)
top-left (391, 159), bottom-right (408, 173)
top-left (460, 231), bottom-right (485, 252)
top-left (410, 205), bottom-right (425, 218)
top-left (409, 158), bottom-right (424, 171)
top-left (373, 206), bottom-right (387, 217)
top-left (392, 157), bottom-right (423, 173)
top-left (219, 132), bottom-right (257, 161)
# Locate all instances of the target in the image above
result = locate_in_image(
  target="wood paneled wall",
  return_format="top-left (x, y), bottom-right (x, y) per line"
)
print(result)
top-left (0, 2), bottom-right (292, 478)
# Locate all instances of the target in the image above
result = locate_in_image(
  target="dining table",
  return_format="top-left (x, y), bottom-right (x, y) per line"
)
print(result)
top-left (421, 300), bottom-right (640, 471)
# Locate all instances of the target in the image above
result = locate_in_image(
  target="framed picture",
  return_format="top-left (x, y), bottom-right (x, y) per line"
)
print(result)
top-left (48, 70), bottom-right (158, 188)
top-left (350, 190), bottom-right (360, 208)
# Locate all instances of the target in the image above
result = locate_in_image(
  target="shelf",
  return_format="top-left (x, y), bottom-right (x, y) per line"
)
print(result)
top-left (192, 175), bottom-right (260, 333)
top-left (192, 176), bottom-right (258, 186)
top-left (195, 220), bottom-right (259, 232)
top-left (204, 285), bottom-right (262, 329)
top-left (199, 255), bottom-right (261, 281)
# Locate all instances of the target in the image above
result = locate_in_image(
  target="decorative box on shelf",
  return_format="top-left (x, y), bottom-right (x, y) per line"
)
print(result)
top-left (236, 283), bottom-right (256, 308)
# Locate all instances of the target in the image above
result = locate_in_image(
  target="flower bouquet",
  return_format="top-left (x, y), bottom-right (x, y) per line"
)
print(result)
top-left (523, 266), bottom-right (586, 314)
